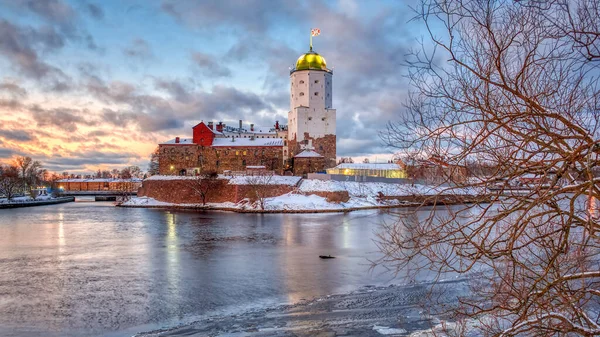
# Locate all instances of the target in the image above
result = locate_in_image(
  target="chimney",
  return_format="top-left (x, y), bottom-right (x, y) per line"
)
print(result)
top-left (208, 121), bottom-right (214, 130)
top-left (175, 137), bottom-right (180, 144)
top-left (239, 119), bottom-right (243, 130)
top-left (275, 120), bottom-right (280, 130)
top-left (250, 123), bottom-right (254, 131)
top-left (216, 122), bottom-right (223, 132)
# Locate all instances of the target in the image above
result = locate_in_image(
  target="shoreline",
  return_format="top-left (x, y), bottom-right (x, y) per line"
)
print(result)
top-left (118, 195), bottom-right (490, 214)
top-left (0, 196), bottom-right (75, 209)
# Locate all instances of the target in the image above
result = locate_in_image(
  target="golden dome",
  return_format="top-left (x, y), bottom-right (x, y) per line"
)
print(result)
top-left (294, 50), bottom-right (329, 72)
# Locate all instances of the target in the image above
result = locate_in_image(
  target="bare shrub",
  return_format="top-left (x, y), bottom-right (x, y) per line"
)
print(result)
top-left (190, 170), bottom-right (220, 205)
top-left (246, 174), bottom-right (274, 210)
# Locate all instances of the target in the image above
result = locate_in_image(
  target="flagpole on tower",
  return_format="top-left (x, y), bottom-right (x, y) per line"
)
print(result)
top-left (310, 28), bottom-right (321, 51)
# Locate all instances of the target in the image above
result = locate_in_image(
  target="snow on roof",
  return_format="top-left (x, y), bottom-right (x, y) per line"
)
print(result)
top-left (56, 178), bottom-right (142, 183)
top-left (294, 150), bottom-right (323, 158)
top-left (160, 138), bottom-right (194, 145)
top-left (228, 175), bottom-right (302, 186)
top-left (144, 175), bottom-right (229, 181)
top-left (246, 165), bottom-right (266, 169)
top-left (333, 163), bottom-right (402, 170)
top-left (212, 137), bottom-right (283, 147)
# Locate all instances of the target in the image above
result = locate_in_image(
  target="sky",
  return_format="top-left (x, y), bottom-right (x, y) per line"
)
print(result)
top-left (0, 0), bottom-right (422, 174)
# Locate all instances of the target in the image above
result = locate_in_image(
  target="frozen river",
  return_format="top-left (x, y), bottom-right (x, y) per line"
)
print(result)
top-left (0, 201), bottom-right (407, 337)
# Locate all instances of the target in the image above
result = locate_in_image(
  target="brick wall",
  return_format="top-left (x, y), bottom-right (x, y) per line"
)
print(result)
top-left (158, 145), bottom-right (284, 175)
top-left (288, 133), bottom-right (336, 169)
top-left (293, 157), bottom-right (326, 176)
top-left (138, 178), bottom-right (295, 204)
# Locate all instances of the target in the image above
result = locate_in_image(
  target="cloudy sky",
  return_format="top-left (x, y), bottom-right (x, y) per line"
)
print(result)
top-left (0, 0), bottom-right (421, 174)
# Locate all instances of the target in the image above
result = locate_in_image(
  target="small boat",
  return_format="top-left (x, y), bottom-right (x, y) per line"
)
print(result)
top-left (319, 255), bottom-right (335, 259)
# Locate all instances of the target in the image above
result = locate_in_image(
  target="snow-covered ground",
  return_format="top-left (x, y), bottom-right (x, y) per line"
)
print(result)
top-left (228, 175), bottom-right (302, 186)
top-left (124, 191), bottom-right (405, 212)
top-left (145, 175), bottom-right (302, 186)
top-left (125, 178), bottom-right (485, 212)
top-left (0, 195), bottom-right (53, 204)
top-left (299, 179), bottom-right (481, 197)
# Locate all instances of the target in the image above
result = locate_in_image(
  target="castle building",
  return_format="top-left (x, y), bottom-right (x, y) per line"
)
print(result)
top-left (157, 43), bottom-right (337, 176)
top-left (288, 46), bottom-right (337, 169)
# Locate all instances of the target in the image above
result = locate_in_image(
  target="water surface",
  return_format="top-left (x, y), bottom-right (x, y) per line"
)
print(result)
top-left (0, 201), bottom-right (398, 337)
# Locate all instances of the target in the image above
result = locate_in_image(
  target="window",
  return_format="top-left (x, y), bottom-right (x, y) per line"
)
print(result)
top-left (243, 151), bottom-right (247, 155)
top-left (236, 151), bottom-right (239, 156)
top-left (308, 117), bottom-right (312, 121)
top-left (315, 80), bottom-right (319, 83)
top-left (242, 159), bottom-right (246, 166)
top-left (299, 80), bottom-right (304, 84)
top-left (284, 140), bottom-right (287, 146)
top-left (319, 145), bottom-right (323, 151)
top-left (216, 160), bottom-right (220, 167)
top-left (254, 150), bottom-right (258, 156)
top-left (299, 92), bottom-right (304, 96)
top-left (321, 117), bottom-right (326, 121)
top-left (314, 92), bottom-right (319, 96)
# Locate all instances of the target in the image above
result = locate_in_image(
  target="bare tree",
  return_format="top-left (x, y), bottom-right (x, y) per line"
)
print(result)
top-left (190, 170), bottom-right (219, 205)
top-left (148, 146), bottom-right (160, 176)
top-left (246, 174), bottom-right (274, 210)
top-left (338, 157), bottom-right (354, 164)
top-left (120, 167), bottom-right (132, 179)
top-left (379, 1), bottom-right (600, 336)
top-left (0, 165), bottom-right (21, 201)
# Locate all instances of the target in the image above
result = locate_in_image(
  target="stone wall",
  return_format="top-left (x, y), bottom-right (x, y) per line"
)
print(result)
top-left (293, 157), bottom-right (326, 176)
top-left (137, 178), bottom-right (296, 204)
top-left (308, 190), bottom-right (350, 203)
top-left (288, 133), bottom-right (336, 170)
top-left (158, 144), bottom-right (284, 175)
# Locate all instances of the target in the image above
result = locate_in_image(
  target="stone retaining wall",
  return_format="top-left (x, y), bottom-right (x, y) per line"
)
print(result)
top-left (137, 178), bottom-right (296, 204)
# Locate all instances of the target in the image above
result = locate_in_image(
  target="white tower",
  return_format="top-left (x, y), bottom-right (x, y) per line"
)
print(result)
top-left (288, 46), bottom-right (336, 168)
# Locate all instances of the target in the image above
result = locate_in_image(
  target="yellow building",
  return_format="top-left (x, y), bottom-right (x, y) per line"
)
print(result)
top-left (326, 163), bottom-right (406, 179)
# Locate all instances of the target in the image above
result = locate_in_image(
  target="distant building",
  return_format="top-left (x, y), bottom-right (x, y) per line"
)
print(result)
top-left (56, 178), bottom-right (142, 192)
top-left (158, 42), bottom-right (338, 176)
top-left (400, 155), bottom-right (468, 184)
top-left (326, 163), bottom-right (407, 179)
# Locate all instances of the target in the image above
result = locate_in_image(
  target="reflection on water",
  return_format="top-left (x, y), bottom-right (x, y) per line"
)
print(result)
top-left (0, 203), bottom-right (407, 337)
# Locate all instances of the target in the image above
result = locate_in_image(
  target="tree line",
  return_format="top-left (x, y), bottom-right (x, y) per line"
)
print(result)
top-left (0, 156), bottom-right (145, 200)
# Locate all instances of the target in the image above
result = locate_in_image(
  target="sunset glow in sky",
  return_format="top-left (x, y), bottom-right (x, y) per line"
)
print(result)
top-left (0, 0), bottom-right (418, 173)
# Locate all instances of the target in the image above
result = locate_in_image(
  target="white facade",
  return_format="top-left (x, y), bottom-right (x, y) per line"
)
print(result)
top-left (288, 70), bottom-right (336, 141)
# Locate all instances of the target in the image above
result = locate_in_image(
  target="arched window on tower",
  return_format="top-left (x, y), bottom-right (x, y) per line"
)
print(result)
top-left (299, 80), bottom-right (304, 84)
top-left (299, 92), bottom-right (304, 96)
top-left (314, 92), bottom-right (319, 96)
